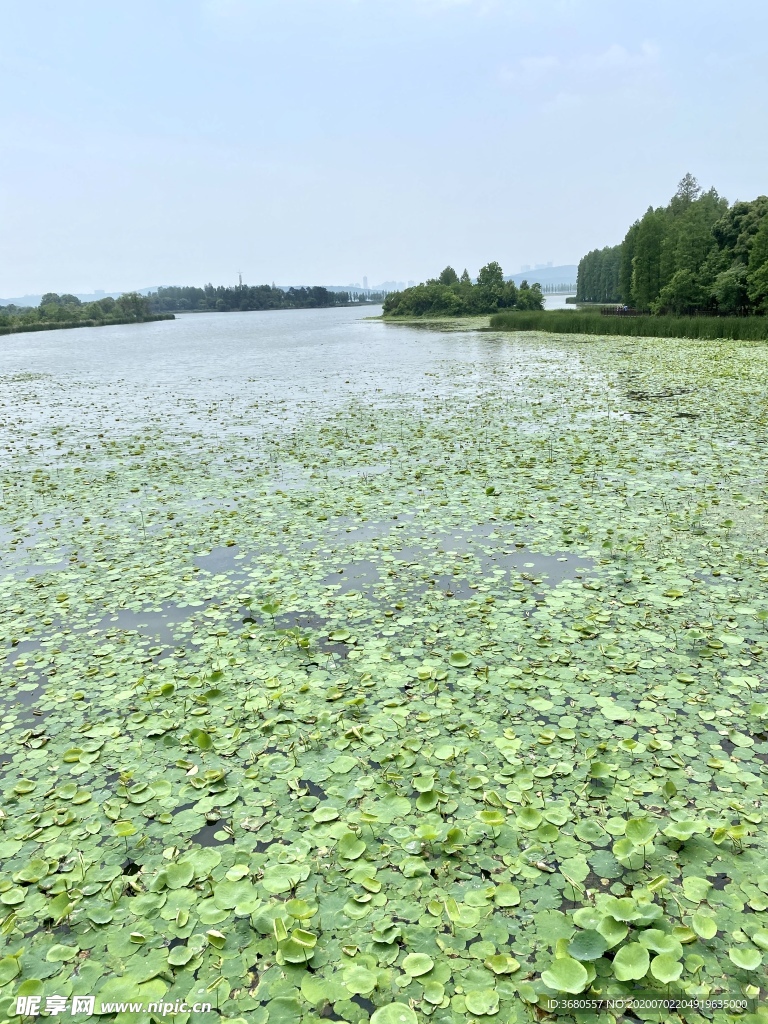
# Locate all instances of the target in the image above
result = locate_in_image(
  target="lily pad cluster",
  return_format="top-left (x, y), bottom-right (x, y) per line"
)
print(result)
top-left (0, 321), bottom-right (767, 1023)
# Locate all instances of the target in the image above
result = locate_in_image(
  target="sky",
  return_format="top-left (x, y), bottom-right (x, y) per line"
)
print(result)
top-left (1, 0), bottom-right (767, 295)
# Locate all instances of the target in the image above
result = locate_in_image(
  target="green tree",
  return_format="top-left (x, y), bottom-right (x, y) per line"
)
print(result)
top-left (476, 262), bottom-right (504, 290)
top-left (631, 207), bottom-right (666, 308)
top-left (653, 269), bottom-right (706, 314)
top-left (619, 222), bottom-right (639, 304)
top-left (438, 266), bottom-right (459, 285)
top-left (747, 215), bottom-right (768, 312)
top-left (671, 172), bottom-right (702, 208)
top-left (515, 281), bottom-right (544, 310)
top-left (713, 266), bottom-right (749, 313)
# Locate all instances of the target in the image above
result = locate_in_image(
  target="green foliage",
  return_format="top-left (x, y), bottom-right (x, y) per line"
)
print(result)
top-left (747, 214), bottom-right (768, 312)
top-left (576, 245), bottom-right (621, 302)
top-left (577, 173), bottom-right (768, 315)
top-left (145, 283), bottom-right (368, 314)
top-left (383, 262), bottom-right (543, 317)
top-left (0, 291), bottom-right (172, 336)
top-left (490, 309), bottom-right (768, 340)
top-left (438, 266), bottom-right (459, 285)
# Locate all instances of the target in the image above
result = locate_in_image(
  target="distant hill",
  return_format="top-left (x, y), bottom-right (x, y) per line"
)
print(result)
top-left (0, 290), bottom-right (131, 308)
top-left (0, 286), bottom-right (163, 308)
top-left (505, 265), bottom-right (577, 287)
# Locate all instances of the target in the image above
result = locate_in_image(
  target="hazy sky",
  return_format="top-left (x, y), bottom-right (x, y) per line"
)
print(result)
top-left (2, 0), bottom-right (766, 295)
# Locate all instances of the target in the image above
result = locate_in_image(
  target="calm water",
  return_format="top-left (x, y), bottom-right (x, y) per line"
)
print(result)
top-left (543, 293), bottom-right (576, 310)
top-left (0, 306), bottom-right (566, 439)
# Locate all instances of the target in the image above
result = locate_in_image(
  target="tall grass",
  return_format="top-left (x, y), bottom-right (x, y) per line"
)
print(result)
top-left (489, 310), bottom-right (768, 341)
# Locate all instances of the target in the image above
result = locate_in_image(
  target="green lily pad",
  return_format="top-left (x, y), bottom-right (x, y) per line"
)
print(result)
top-left (567, 929), bottom-right (609, 961)
top-left (541, 957), bottom-right (589, 994)
top-left (402, 952), bottom-right (434, 977)
top-left (728, 947), bottom-right (763, 971)
top-left (449, 651), bottom-right (472, 668)
top-left (370, 1004), bottom-right (419, 1024)
top-left (612, 943), bottom-right (650, 981)
top-left (650, 954), bottom-right (683, 983)
top-left (464, 988), bottom-right (499, 1015)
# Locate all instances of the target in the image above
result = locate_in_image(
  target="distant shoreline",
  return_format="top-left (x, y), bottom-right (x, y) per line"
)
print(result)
top-left (169, 301), bottom-right (382, 316)
top-left (0, 303), bottom-right (386, 337)
top-left (0, 313), bottom-right (175, 337)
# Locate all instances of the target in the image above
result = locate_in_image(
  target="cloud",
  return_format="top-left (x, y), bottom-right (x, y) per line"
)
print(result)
top-left (499, 40), bottom-right (660, 95)
top-left (572, 41), bottom-right (660, 73)
top-left (199, 0), bottom-right (250, 17)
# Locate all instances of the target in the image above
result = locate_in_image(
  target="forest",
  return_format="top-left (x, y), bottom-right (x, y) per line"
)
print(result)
top-left (576, 174), bottom-right (768, 314)
top-left (145, 283), bottom-right (381, 313)
top-left (382, 263), bottom-right (544, 317)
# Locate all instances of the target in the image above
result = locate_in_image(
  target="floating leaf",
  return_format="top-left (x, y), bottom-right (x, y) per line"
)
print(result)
top-left (402, 952), bottom-right (434, 977)
top-left (567, 929), bottom-right (608, 961)
top-left (650, 954), bottom-right (683, 983)
top-left (728, 947), bottom-right (762, 971)
top-left (612, 943), bottom-right (650, 981)
top-left (464, 988), bottom-right (499, 1016)
top-left (449, 651), bottom-right (472, 668)
top-left (541, 957), bottom-right (589, 994)
top-left (370, 1004), bottom-right (418, 1024)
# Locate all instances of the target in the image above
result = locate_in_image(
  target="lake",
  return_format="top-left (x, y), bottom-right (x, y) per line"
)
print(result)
top-left (0, 304), bottom-right (564, 431)
top-left (1, 307), bottom-right (766, 1018)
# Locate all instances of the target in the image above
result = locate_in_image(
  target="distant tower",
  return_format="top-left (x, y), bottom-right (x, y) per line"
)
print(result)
top-left (363, 276), bottom-right (368, 290)
top-left (238, 270), bottom-right (243, 287)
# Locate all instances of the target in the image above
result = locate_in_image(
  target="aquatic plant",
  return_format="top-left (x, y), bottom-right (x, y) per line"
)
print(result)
top-left (0, 328), bottom-right (766, 1021)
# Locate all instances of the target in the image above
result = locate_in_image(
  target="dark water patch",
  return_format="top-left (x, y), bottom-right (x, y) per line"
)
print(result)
top-left (415, 574), bottom-right (477, 600)
top-left (321, 560), bottom-right (380, 595)
top-left (192, 818), bottom-right (235, 846)
top-left (333, 514), bottom-right (415, 544)
top-left (273, 610), bottom-right (328, 632)
top-left (99, 603), bottom-right (193, 648)
top-left (6, 558), bottom-right (71, 580)
top-left (195, 545), bottom-right (243, 573)
top-left (299, 780), bottom-right (326, 799)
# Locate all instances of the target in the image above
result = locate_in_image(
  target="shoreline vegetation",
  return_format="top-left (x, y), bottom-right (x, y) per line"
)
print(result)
top-left (0, 313), bottom-right (174, 336)
top-left (0, 283), bottom-right (381, 336)
top-left (489, 310), bottom-right (768, 341)
top-left (145, 283), bottom-right (384, 314)
top-left (382, 262), bottom-right (544, 318)
top-left (0, 293), bottom-right (176, 337)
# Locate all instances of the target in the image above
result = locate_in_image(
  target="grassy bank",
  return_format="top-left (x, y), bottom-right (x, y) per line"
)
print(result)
top-left (490, 309), bottom-right (768, 340)
top-left (0, 313), bottom-right (175, 336)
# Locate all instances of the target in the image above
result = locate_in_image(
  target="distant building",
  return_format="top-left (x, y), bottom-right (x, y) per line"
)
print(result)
top-left (363, 276), bottom-right (368, 290)
top-left (520, 265), bottom-right (531, 272)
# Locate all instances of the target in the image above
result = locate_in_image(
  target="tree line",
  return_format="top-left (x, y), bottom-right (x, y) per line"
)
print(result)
top-left (382, 263), bottom-right (544, 317)
top-left (576, 175), bottom-right (768, 314)
top-left (0, 291), bottom-right (158, 331)
top-left (145, 283), bottom-right (382, 313)
top-left (0, 283), bottom-right (384, 333)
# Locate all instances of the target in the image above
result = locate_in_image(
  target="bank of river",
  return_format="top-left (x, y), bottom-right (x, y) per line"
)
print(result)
top-left (0, 307), bottom-right (766, 1022)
